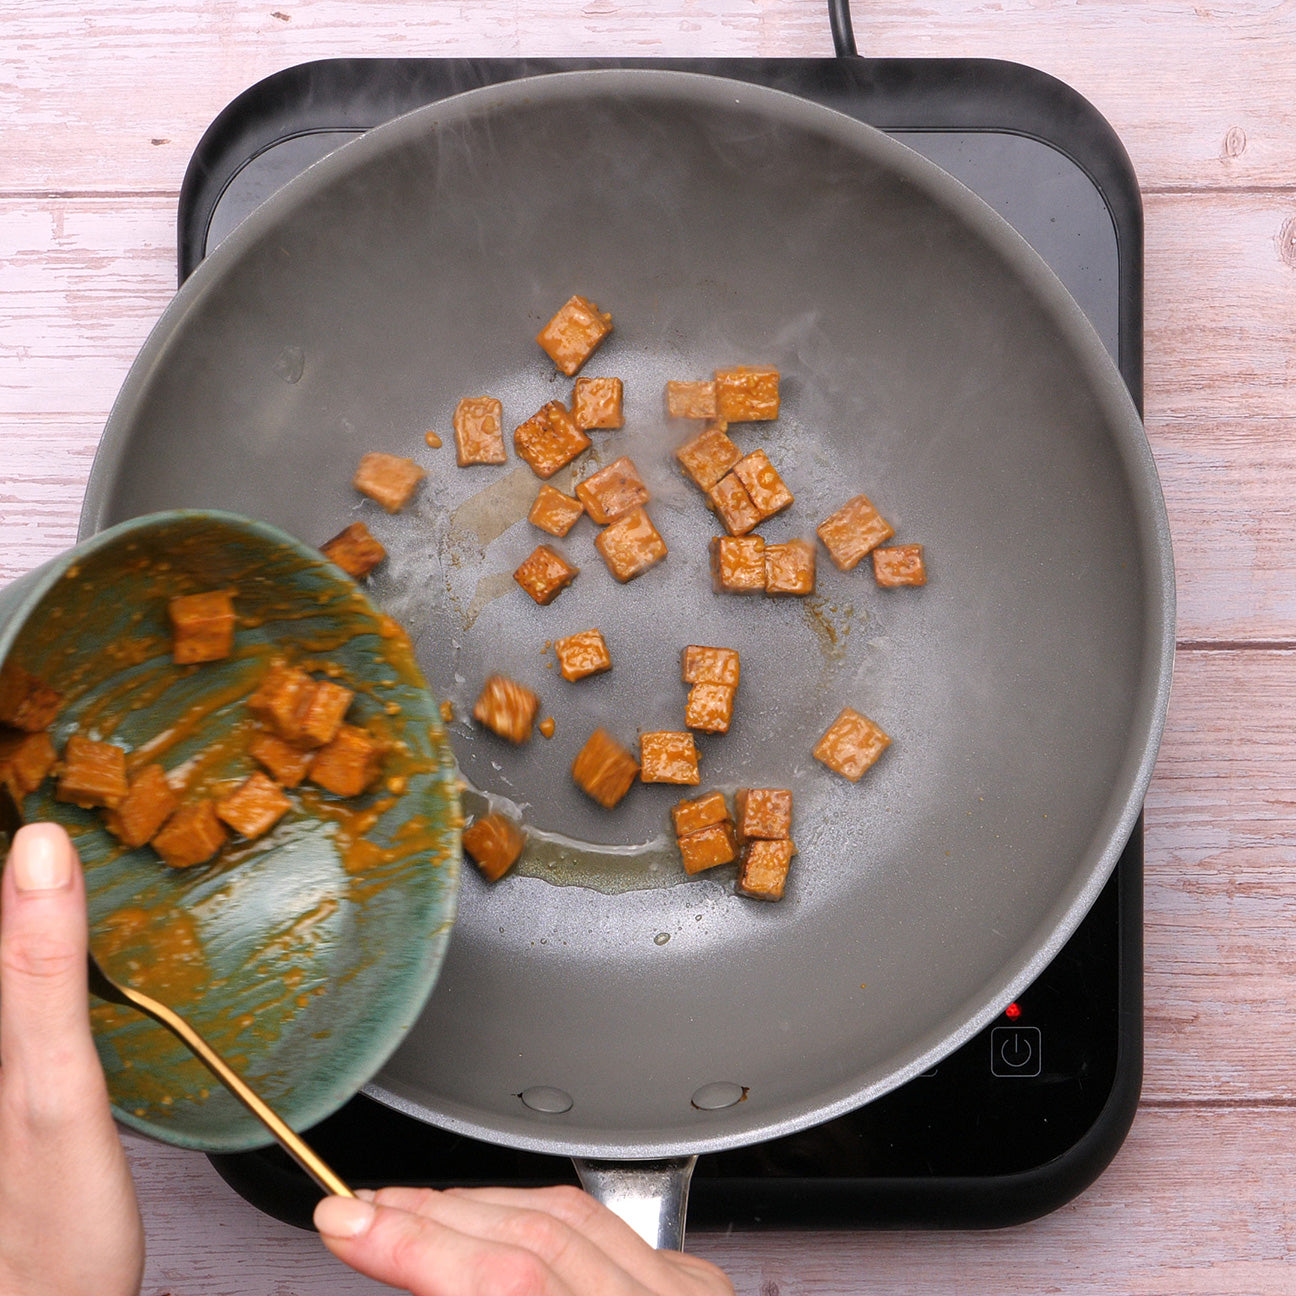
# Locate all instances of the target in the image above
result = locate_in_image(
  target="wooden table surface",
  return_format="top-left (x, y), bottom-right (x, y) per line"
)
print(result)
top-left (4, 1), bottom-right (1295, 1292)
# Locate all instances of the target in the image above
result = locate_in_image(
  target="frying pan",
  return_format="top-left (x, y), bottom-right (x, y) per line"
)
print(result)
top-left (79, 69), bottom-right (1174, 1242)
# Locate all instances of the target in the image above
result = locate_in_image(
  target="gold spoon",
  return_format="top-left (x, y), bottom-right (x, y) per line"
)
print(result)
top-left (0, 785), bottom-right (353, 1199)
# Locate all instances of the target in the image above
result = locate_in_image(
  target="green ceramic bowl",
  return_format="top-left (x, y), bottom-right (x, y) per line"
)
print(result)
top-left (0, 510), bottom-right (460, 1151)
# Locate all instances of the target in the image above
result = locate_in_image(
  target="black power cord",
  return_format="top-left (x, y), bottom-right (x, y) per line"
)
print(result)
top-left (828, 0), bottom-right (858, 57)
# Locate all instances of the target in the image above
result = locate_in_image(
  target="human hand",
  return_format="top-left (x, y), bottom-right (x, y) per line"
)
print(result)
top-left (0, 823), bottom-right (144, 1296)
top-left (315, 1182), bottom-right (734, 1295)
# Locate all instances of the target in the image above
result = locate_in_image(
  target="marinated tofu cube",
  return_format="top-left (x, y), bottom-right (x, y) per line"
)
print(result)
top-left (473, 674), bottom-right (541, 744)
top-left (553, 629), bottom-right (612, 682)
top-left (732, 449), bottom-right (794, 521)
top-left (353, 451), bottom-right (425, 513)
top-left (685, 683), bottom-right (735, 734)
top-left (714, 365), bottom-right (780, 422)
top-left (321, 521), bottom-right (387, 579)
top-left (514, 544), bottom-right (579, 605)
top-left (813, 707), bottom-right (892, 782)
top-left (710, 535), bottom-right (766, 594)
top-left (0, 661), bottom-right (62, 732)
top-left (453, 396), bottom-right (507, 466)
top-left (707, 472), bottom-right (762, 537)
top-left (0, 729), bottom-right (57, 799)
top-left (215, 770), bottom-right (293, 840)
top-left (168, 589), bottom-right (236, 665)
top-left (246, 664), bottom-right (316, 743)
top-left (575, 456), bottom-right (650, 524)
top-left (536, 294), bottom-right (613, 376)
top-left (681, 645), bottom-right (741, 688)
top-left (249, 731), bottom-right (314, 788)
top-left (639, 731), bottom-right (701, 785)
top-left (672, 789), bottom-right (732, 838)
top-left (514, 401), bottom-right (592, 478)
top-left (152, 799), bottom-right (227, 869)
top-left (873, 543), bottom-right (928, 588)
top-left (735, 788), bottom-right (793, 841)
top-left (462, 812), bottom-right (526, 883)
top-left (56, 735), bottom-right (128, 810)
top-left (309, 723), bottom-right (385, 796)
top-left (293, 679), bottom-right (353, 749)
top-left (665, 380), bottom-right (717, 420)
top-left (764, 539), bottom-right (816, 596)
top-left (571, 728), bottom-right (639, 808)
top-left (817, 494), bottom-right (896, 571)
top-left (678, 820), bottom-right (738, 874)
top-left (105, 763), bottom-right (179, 849)
top-left (675, 423), bottom-right (741, 492)
top-left (528, 483), bottom-right (586, 537)
top-left (571, 377), bottom-right (624, 430)
top-left (737, 838), bottom-right (796, 901)
top-left (594, 507), bottom-right (668, 583)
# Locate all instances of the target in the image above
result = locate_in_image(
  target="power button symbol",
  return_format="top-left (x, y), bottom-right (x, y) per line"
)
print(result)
top-left (991, 1026), bottom-right (1041, 1077)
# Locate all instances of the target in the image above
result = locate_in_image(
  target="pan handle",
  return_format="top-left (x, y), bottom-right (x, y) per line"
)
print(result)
top-left (571, 1156), bottom-right (697, 1251)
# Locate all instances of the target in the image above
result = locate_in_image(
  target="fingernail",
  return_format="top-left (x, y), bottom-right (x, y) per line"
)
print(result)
top-left (315, 1195), bottom-right (375, 1239)
top-left (10, 825), bottom-right (74, 893)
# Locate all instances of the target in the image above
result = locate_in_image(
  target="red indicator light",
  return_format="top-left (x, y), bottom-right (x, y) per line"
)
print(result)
top-left (1004, 1002), bottom-right (1022, 1020)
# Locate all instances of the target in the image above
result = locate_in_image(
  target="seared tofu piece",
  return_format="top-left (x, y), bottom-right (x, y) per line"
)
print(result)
top-left (553, 629), bottom-right (612, 682)
top-left (152, 800), bottom-right (227, 869)
top-left (514, 401), bottom-right (592, 479)
top-left (732, 449), bottom-right (793, 521)
top-left (594, 507), bottom-right (668, 583)
top-left (215, 771), bottom-right (293, 840)
top-left (528, 483), bottom-right (585, 538)
top-left (681, 645), bottom-right (740, 688)
top-left (735, 788), bottom-right (793, 841)
top-left (462, 812), bottom-right (526, 883)
top-left (714, 365), bottom-right (780, 422)
top-left (710, 535), bottom-right (766, 594)
top-left (873, 543), bottom-right (928, 588)
top-left (105, 763), bottom-right (179, 849)
top-left (249, 731), bottom-right (314, 788)
top-left (321, 521), bottom-right (387, 579)
top-left (571, 377), bottom-right (624, 430)
top-left (817, 494), bottom-right (896, 571)
top-left (639, 731), bottom-right (701, 785)
top-left (572, 728), bottom-right (639, 808)
top-left (56, 735), bottom-right (128, 810)
top-left (737, 838), bottom-right (796, 901)
top-left (707, 472), bottom-right (762, 537)
top-left (168, 589), bottom-right (236, 665)
top-left (309, 723), bottom-right (385, 796)
top-left (813, 707), bottom-right (892, 782)
top-left (678, 820), bottom-right (738, 874)
top-left (684, 682), bottom-right (735, 734)
top-left (675, 424), bottom-right (741, 492)
top-left (0, 661), bottom-right (62, 732)
top-left (665, 380), bottom-right (717, 420)
top-left (473, 674), bottom-right (540, 744)
top-left (453, 396), bottom-right (507, 466)
top-left (671, 789), bottom-right (731, 838)
top-left (575, 456), bottom-right (650, 524)
top-left (247, 665), bottom-right (315, 742)
top-left (0, 729), bottom-right (57, 799)
top-left (536, 294), bottom-right (613, 376)
top-left (764, 538), bottom-right (816, 596)
top-left (293, 679), bottom-right (353, 749)
top-left (514, 544), bottom-right (579, 605)
top-left (353, 452), bottom-right (425, 513)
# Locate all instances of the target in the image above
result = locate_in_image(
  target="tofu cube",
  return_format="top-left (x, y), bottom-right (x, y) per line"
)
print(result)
top-left (553, 629), bottom-right (612, 682)
top-left (536, 295), bottom-right (613, 376)
top-left (151, 800), bottom-right (227, 869)
top-left (672, 789), bottom-right (731, 838)
top-left (707, 472), bottom-right (762, 537)
top-left (0, 661), bottom-right (62, 732)
top-left (514, 401), bottom-right (592, 479)
top-left (249, 731), bottom-right (314, 788)
top-left (571, 377), bottom-right (624, 430)
top-left (473, 674), bottom-right (540, 744)
top-left (639, 731), bottom-right (701, 785)
top-left (453, 396), bottom-right (507, 466)
top-left (56, 734), bottom-right (128, 810)
top-left (813, 707), bottom-right (892, 782)
top-left (732, 449), bottom-right (794, 521)
top-left (575, 456), bottom-right (650, 524)
top-left (0, 729), bottom-right (57, 799)
top-left (735, 788), bottom-right (793, 841)
top-left (168, 589), bottom-right (236, 665)
top-left (594, 507), bottom-right (668, 583)
top-left (684, 683), bottom-right (735, 734)
top-left (514, 544), bottom-right (579, 605)
top-left (675, 424), bottom-right (741, 492)
top-left (873, 543), bottom-right (928, 588)
top-left (714, 365), bottom-right (780, 422)
top-left (308, 723), bottom-right (385, 796)
top-left (105, 763), bottom-right (179, 849)
top-left (247, 664), bottom-right (316, 742)
top-left (764, 539), bottom-right (816, 596)
top-left (710, 535), bottom-right (766, 594)
top-left (215, 771), bottom-right (293, 840)
top-left (737, 838), bottom-right (797, 901)
top-left (572, 728), bottom-right (640, 808)
top-left (293, 679), bottom-right (353, 750)
top-left (678, 820), bottom-right (738, 874)
top-left (321, 521), bottom-right (387, 579)
top-left (353, 451), bottom-right (425, 513)
top-left (462, 812), bottom-right (526, 882)
top-left (681, 645), bottom-right (740, 688)
top-left (528, 483), bottom-right (586, 538)
top-left (665, 380), bottom-right (717, 420)
top-left (817, 494), bottom-right (896, 571)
